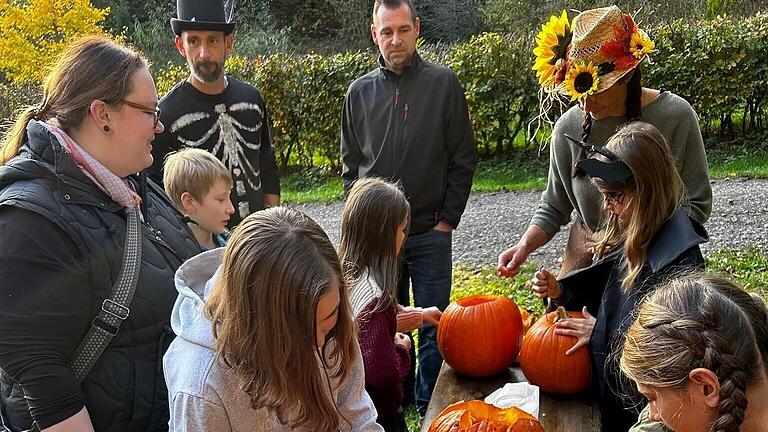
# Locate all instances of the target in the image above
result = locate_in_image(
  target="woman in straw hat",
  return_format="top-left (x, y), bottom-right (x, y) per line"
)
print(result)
top-left (498, 6), bottom-right (712, 278)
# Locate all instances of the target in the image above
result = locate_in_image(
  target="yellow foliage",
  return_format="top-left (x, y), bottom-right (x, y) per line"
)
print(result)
top-left (0, 0), bottom-right (109, 84)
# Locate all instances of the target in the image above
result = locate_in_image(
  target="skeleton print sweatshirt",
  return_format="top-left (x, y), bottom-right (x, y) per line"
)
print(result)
top-left (150, 77), bottom-right (280, 227)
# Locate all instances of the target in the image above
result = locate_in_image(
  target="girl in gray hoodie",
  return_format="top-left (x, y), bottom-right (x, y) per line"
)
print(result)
top-left (163, 207), bottom-right (383, 431)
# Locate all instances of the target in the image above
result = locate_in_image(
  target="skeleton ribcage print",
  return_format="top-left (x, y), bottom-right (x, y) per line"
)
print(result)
top-left (170, 102), bottom-right (263, 218)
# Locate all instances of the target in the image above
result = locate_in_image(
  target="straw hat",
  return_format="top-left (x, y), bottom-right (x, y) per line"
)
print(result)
top-left (532, 6), bottom-right (655, 102)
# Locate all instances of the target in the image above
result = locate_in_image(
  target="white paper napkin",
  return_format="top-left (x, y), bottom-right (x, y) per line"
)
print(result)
top-left (484, 382), bottom-right (540, 419)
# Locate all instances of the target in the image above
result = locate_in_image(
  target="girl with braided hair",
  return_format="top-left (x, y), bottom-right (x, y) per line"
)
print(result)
top-left (499, 6), bottom-right (712, 278)
top-left (621, 274), bottom-right (768, 432)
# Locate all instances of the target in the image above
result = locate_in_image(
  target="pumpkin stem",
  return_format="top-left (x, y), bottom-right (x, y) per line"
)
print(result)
top-left (554, 306), bottom-right (568, 322)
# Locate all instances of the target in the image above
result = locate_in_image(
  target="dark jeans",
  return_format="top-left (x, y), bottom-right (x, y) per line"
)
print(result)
top-left (377, 406), bottom-right (407, 432)
top-left (397, 228), bottom-right (452, 415)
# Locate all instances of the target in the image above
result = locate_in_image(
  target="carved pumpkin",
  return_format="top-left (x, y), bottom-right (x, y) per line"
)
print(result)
top-left (438, 295), bottom-right (524, 377)
top-left (519, 306), bottom-right (592, 394)
top-left (429, 400), bottom-right (544, 432)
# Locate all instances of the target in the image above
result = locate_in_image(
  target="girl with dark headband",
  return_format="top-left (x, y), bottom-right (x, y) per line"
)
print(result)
top-left (499, 6), bottom-right (712, 278)
top-left (528, 121), bottom-right (709, 431)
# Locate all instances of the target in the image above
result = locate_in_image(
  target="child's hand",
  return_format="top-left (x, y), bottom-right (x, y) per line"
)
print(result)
top-left (554, 306), bottom-right (596, 355)
top-left (528, 266), bottom-right (561, 299)
top-left (394, 332), bottom-right (411, 351)
top-left (422, 307), bottom-right (442, 327)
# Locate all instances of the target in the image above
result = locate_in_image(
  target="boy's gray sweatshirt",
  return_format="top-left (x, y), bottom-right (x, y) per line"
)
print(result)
top-left (163, 249), bottom-right (383, 431)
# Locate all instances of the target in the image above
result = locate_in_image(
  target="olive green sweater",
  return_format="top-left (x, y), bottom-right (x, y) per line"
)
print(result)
top-left (530, 91), bottom-right (712, 237)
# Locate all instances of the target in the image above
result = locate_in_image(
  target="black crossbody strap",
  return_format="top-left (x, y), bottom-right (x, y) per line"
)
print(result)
top-left (71, 207), bottom-right (142, 380)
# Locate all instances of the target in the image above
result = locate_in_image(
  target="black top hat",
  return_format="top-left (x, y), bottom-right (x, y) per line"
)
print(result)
top-left (565, 134), bottom-right (634, 187)
top-left (171, 0), bottom-right (234, 36)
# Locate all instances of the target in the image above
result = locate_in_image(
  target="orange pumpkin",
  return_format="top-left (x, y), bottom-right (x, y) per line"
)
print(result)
top-left (518, 306), bottom-right (592, 394)
top-left (437, 295), bottom-right (524, 377)
top-left (429, 400), bottom-right (544, 432)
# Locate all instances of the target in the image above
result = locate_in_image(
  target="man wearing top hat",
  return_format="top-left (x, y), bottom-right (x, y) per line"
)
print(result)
top-left (149, 0), bottom-right (280, 228)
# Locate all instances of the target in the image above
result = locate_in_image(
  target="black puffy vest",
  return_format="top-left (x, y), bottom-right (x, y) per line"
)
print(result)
top-left (0, 122), bottom-right (201, 431)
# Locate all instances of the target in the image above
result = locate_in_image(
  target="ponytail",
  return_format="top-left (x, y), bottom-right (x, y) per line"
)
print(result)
top-left (2, 36), bottom-right (145, 165)
top-left (1, 106), bottom-right (38, 164)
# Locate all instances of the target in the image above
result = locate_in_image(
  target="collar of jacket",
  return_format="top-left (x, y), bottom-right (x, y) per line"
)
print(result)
top-left (378, 52), bottom-right (423, 80)
top-left (11, 121), bottom-right (133, 212)
top-left (598, 206), bottom-right (708, 273)
top-left (588, 207), bottom-right (708, 276)
top-left (645, 206), bottom-right (708, 273)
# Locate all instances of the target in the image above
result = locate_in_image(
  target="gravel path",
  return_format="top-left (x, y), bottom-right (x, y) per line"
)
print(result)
top-left (294, 178), bottom-right (768, 270)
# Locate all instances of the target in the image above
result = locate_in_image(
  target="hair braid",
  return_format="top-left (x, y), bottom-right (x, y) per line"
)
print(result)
top-left (572, 110), bottom-right (593, 177)
top-left (703, 328), bottom-right (750, 432)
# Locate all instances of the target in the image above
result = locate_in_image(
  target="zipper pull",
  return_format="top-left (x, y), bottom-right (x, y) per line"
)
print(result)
top-left (404, 104), bottom-right (409, 123)
top-left (394, 89), bottom-right (400, 108)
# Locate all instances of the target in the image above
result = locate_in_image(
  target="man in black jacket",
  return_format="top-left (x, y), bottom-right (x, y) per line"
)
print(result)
top-left (340, 0), bottom-right (476, 416)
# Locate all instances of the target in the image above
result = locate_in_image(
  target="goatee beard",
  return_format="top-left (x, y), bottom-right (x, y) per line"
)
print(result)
top-left (191, 61), bottom-right (223, 83)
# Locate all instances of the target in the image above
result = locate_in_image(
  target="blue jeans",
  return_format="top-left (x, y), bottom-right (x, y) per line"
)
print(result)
top-left (397, 229), bottom-right (452, 414)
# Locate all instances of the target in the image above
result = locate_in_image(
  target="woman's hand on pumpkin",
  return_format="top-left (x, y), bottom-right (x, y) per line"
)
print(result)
top-left (554, 306), bottom-right (596, 355)
top-left (422, 307), bottom-right (442, 327)
top-left (528, 267), bottom-right (561, 299)
top-left (394, 332), bottom-right (412, 351)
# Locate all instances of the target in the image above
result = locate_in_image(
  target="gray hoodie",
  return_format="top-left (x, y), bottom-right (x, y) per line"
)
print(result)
top-left (163, 249), bottom-right (384, 431)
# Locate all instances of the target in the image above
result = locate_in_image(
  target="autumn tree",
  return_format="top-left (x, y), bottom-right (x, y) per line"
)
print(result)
top-left (0, 0), bottom-right (109, 84)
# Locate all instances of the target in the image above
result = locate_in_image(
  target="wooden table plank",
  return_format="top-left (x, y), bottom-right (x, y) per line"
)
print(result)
top-left (420, 362), bottom-right (601, 431)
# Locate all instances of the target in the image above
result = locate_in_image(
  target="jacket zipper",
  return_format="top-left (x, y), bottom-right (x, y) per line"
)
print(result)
top-left (392, 84), bottom-right (401, 176)
top-left (143, 221), bottom-right (185, 264)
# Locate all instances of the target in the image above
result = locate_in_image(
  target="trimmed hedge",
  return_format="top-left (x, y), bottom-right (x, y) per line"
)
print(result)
top-left (3, 14), bottom-right (767, 172)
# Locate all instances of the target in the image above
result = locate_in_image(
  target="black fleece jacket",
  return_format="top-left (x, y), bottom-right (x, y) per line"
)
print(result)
top-left (341, 53), bottom-right (476, 235)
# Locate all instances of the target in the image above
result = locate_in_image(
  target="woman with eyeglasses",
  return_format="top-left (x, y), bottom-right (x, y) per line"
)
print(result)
top-left (528, 121), bottom-right (709, 432)
top-left (498, 6), bottom-right (712, 278)
top-left (0, 36), bottom-right (200, 431)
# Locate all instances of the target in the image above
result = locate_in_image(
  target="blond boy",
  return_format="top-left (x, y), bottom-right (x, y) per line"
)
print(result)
top-left (163, 148), bottom-right (235, 250)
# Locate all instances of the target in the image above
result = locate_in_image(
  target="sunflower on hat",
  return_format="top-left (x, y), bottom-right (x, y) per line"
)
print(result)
top-left (532, 6), bottom-right (655, 102)
top-left (532, 10), bottom-right (573, 88)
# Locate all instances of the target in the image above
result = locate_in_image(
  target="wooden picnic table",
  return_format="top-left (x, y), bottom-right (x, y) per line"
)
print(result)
top-left (420, 362), bottom-right (601, 431)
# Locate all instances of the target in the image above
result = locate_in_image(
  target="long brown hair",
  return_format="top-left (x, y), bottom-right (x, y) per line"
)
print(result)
top-left (620, 274), bottom-right (768, 432)
top-left (340, 177), bottom-right (410, 314)
top-left (592, 121), bottom-right (685, 290)
top-left (205, 207), bottom-right (358, 431)
top-left (1, 36), bottom-right (145, 164)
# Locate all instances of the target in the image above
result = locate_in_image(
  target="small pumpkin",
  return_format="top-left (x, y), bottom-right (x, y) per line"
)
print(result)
top-left (429, 400), bottom-right (544, 432)
top-left (519, 307), bottom-right (536, 334)
top-left (518, 306), bottom-right (592, 394)
top-left (438, 295), bottom-right (524, 377)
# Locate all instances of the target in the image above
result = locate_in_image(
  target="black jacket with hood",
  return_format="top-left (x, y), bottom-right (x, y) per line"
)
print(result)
top-left (0, 121), bottom-right (201, 431)
top-left (341, 53), bottom-right (477, 235)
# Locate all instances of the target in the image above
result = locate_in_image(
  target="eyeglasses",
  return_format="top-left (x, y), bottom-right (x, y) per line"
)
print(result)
top-left (121, 99), bottom-right (161, 127)
top-left (602, 190), bottom-right (625, 206)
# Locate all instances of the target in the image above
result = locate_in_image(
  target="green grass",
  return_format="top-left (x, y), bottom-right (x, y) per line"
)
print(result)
top-left (280, 174), bottom-right (344, 204)
top-left (709, 152), bottom-right (768, 179)
top-left (451, 262), bottom-right (545, 316)
top-left (280, 155), bottom-right (548, 204)
top-left (706, 247), bottom-right (768, 302)
top-left (280, 136), bottom-right (768, 204)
